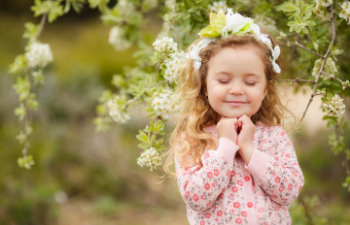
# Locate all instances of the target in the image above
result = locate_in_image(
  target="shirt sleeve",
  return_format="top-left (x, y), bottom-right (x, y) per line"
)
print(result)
top-left (175, 137), bottom-right (240, 212)
top-left (244, 126), bottom-right (305, 206)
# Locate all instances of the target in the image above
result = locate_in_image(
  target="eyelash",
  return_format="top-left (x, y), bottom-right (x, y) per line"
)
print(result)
top-left (218, 81), bottom-right (256, 86)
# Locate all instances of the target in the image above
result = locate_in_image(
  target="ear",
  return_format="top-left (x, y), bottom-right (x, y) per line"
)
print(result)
top-left (263, 88), bottom-right (268, 99)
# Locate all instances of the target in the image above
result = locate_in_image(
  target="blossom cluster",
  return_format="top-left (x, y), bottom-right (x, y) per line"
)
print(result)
top-left (136, 147), bottom-right (162, 171)
top-left (152, 90), bottom-right (173, 120)
top-left (25, 42), bottom-right (53, 68)
top-left (315, 0), bottom-right (333, 7)
top-left (322, 94), bottom-right (346, 117)
top-left (163, 50), bottom-right (186, 82)
top-left (313, 3), bottom-right (331, 22)
top-left (107, 95), bottom-right (130, 123)
top-left (208, 1), bottom-right (228, 14)
top-left (152, 36), bottom-right (186, 82)
top-left (339, 1), bottom-right (350, 25)
top-left (108, 26), bottom-right (132, 51)
top-left (312, 58), bottom-right (337, 79)
top-left (152, 36), bottom-right (177, 54)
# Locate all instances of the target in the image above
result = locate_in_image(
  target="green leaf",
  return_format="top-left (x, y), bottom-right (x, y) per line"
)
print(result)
top-left (8, 55), bottom-right (27, 74)
top-left (23, 22), bottom-right (40, 40)
top-left (48, 2), bottom-right (64, 23)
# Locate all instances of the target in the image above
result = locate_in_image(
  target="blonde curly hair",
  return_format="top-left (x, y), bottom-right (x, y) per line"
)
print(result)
top-left (161, 32), bottom-right (296, 178)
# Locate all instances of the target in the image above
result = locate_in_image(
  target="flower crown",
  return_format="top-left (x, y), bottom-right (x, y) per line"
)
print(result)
top-left (185, 9), bottom-right (281, 73)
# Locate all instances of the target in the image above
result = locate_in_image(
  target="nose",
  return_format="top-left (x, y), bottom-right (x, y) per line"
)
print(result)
top-left (229, 81), bottom-right (244, 95)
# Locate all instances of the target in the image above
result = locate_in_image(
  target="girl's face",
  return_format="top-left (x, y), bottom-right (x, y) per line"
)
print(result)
top-left (205, 45), bottom-right (268, 121)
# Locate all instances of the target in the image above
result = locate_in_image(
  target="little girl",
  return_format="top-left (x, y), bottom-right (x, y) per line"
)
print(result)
top-left (163, 9), bottom-right (304, 225)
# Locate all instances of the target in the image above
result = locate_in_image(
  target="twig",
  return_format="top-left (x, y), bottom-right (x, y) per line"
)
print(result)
top-left (168, 0), bottom-right (177, 34)
top-left (322, 72), bottom-right (350, 89)
top-left (293, 41), bottom-right (325, 59)
top-left (299, 194), bottom-right (315, 225)
top-left (278, 78), bottom-right (316, 84)
top-left (300, 4), bottom-right (336, 122)
top-left (36, 11), bottom-right (48, 39)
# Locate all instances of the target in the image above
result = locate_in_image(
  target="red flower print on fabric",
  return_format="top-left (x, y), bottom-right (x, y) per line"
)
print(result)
top-left (200, 220), bottom-right (205, 225)
top-left (217, 210), bottom-right (223, 217)
top-left (204, 183), bottom-right (210, 190)
top-left (247, 202), bottom-right (253, 208)
top-left (205, 213), bottom-right (211, 219)
top-left (185, 191), bottom-right (190, 198)
top-left (279, 186), bottom-right (284, 192)
top-left (235, 218), bottom-right (242, 224)
top-left (241, 211), bottom-right (247, 217)
top-left (288, 183), bottom-right (293, 190)
top-left (231, 170), bottom-right (236, 176)
top-left (275, 177), bottom-right (280, 183)
top-left (244, 176), bottom-right (250, 182)
top-left (237, 180), bottom-right (243, 186)
top-left (207, 172), bottom-right (213, 178)
top-left (204, 152), bottom-right (209, 158)
top-left (193, 194), bottom-right (199, 202)
top-left (258, 207), bottom-right (264, 213)
top-left (233, 202), bottom-right (240, 208)
top-left (281, 131), bottom-right (286, 136)
top-left (226, 171), bottom-right (231, 177)
top-left (214, 169), bottom-right (219, 176)
top-left (232, 186), bottom-right (238, 192)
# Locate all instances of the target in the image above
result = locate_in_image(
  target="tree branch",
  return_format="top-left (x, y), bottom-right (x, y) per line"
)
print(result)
top-left (278, 78), bottom-right (316, 84)
top-left (300, 4), bottom-right (336, 122)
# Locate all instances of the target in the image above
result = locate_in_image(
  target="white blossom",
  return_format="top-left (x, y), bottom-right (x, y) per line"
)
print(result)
top-left (108, 26), bottom-right (132, 51)
top-left (254, 15), bottom-right (279, 34)
top-left (313, 1), bottom-right (332, 22)
top-left (322, 94), bottom-right (346, 117)
top-left (312, 58), bottom-right (338, 79)
top-left (152, 36), bottom-right (177, 54)
top-left (117, 0), bottom-right (135, 17)
top-left (25, 42), bottom-right (53, 68)
top-left (315, 0), bottom-right (333, 7)
top-left (165, 0), bottom-right (175, 9)
top-left (163, 50), bottom-right (186, 83)
top-left (141, 0), bottom-right (158, 11)
top-left (152, 90), bottom-right (173, 120)
top-left (137, 147), bottom-right (162, 171)
top-left (339, 1), bottom-right (350, 25)
top-left (107, 96), bottom-right (130, 123)
top-left (208, 1), bottom-right (228, 14)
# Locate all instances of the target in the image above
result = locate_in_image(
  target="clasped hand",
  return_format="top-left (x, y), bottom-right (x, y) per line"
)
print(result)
top-left (216, 114), bottom-right (256, 153)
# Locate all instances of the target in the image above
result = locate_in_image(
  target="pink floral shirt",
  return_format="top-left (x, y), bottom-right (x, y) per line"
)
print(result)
top-left (174, 121), bottom-right (304, 225)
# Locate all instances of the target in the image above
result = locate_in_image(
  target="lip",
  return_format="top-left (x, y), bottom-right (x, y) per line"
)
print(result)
top-left (225, 101), bottom-right (246, 107)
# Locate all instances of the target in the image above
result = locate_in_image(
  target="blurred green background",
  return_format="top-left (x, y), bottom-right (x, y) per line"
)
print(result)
top-left (1, 1), bottom-right (350, 224)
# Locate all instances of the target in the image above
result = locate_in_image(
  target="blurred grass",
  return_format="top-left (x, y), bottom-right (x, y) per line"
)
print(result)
top-left (0, 6), bottom-right (349, 225)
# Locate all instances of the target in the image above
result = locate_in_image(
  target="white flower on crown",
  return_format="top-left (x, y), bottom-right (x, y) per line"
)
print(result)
top-left (222, 9), bottom-right (254, 38)
top-left (186, 37), bottom-right (216, 70)
top-left (25, 42), bottom-right (53, 68)
top-left (185, 8), bottom-right (281, 73)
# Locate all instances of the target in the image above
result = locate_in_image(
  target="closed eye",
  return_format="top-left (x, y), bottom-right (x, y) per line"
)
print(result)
top-left (218, 80), bottom-right (228, 84)
top-left (246, 82), bottom-right (256, 86)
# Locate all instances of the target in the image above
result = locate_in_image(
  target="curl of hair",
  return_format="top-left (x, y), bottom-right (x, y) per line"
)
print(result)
top-left (161, 30), bottom-right (296, 179)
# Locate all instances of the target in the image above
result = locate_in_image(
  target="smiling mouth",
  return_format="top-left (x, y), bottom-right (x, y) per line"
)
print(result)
top-left (225, 101), bottom-right (246, 107)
